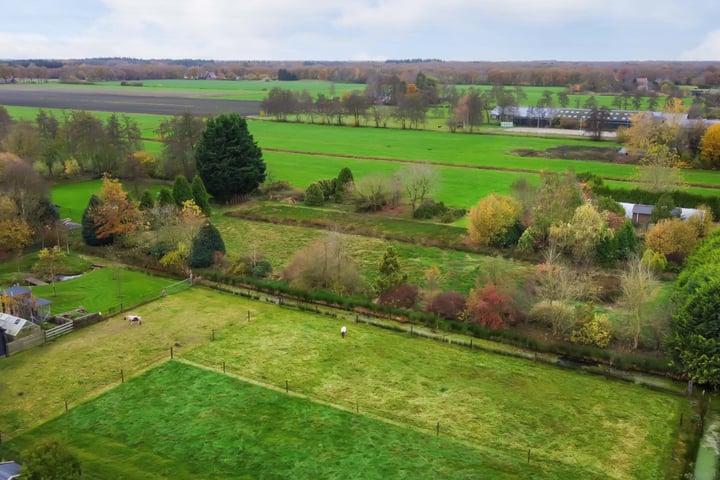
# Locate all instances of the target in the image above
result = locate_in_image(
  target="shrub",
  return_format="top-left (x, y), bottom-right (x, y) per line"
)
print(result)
top-left (377, 284), bottom-right (419, 309)
top-left (570, 313), bottom-right (612, 348)
top-left (413, 199), bottom-right (446, 219)
top-left (304, 183), bottom-right (324, 206)
top-left (251, 259), bottom-right (272, 278)
top-left (188, 222), bottom-right (226, 268)
top-left (466, 282), bottom-right (516, 329)
top-left (426, 291), bottom-right (466, 320)
top-left (528, 301), bottom-right (574, 335)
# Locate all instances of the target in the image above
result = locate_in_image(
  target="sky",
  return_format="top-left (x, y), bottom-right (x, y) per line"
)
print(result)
top-left (2, 0), bottom-right (720, 62)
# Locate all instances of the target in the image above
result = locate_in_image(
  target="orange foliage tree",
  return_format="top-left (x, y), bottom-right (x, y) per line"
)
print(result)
top-left (91, 175), bottom-right (140, 240)
top-left (701, 123), bottom-right (720, 169)
top-left (645, 218), bottom-right (699, 263)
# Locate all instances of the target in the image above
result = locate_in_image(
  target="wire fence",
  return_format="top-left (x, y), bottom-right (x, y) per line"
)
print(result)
top-left (199, 279), bottom-right (685, 397)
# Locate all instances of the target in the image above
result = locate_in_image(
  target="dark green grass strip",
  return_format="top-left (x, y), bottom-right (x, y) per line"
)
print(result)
top-left (3, 362), bottom-right (608, 480)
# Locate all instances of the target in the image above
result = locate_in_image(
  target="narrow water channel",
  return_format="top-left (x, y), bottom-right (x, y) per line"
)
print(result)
top-left (695, 413), bottom-right (720, 480)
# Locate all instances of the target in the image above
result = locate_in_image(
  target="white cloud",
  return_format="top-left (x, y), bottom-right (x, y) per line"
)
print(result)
top-left (681, 30), bottom-right (720, 60)
top-left (0, 0), bottom-right (717, 60)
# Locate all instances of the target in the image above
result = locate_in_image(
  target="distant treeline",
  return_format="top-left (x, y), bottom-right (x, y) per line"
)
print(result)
top-left (1, 58), bottom-right (720, 91)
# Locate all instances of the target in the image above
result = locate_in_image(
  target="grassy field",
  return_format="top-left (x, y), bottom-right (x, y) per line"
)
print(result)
top-left (213, 212), bottom-right (531, 293)
top-left (0, 288), bottom-right (690, 479)
top-left (29, 266), bottom-right (180, 314)
top-left (52, 179), bottom-right (164, 221)
top-left (3, 361), bottom-right (595, 480)
top-left (23, 80), bottom-right (692, 109)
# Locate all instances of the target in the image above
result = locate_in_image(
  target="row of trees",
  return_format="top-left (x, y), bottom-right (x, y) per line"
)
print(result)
top-left (0, 107), bottom-right (143, 178)
top-left (4, 58), bottom-right (719, 91)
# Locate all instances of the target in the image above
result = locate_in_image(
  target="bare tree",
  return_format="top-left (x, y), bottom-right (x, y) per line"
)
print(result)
top-left (618, 255), bottom-right (661, 350)
top-left (400, 164), bottom-right (439, 215)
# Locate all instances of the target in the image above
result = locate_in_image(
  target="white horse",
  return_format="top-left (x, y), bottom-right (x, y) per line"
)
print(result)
top-left (125, 314), bottom-right (142, 325)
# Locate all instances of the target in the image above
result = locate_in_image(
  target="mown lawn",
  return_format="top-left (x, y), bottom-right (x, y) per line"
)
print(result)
top-left (0, 288), bottom-right (689, 479)
top-left (30, 266), bottom-right (179, 314)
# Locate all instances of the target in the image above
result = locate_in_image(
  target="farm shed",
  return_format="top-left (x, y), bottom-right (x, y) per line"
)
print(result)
top-left (0, 312), bottom-right (40, 340)
top-left (0, 461), bottom-right (21, 480)
top-left (618, 203), bottom-right (698, 226)
top-left (0, 285), bottom-right (52, 322)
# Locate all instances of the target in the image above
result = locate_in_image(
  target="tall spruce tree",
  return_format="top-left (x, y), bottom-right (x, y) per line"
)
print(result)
top-left (191, 174), bottom-right (211, 216)
top-left (195, 113), bottom-right (266, 201)
top-left (172, 175), bottom-right (193, 207)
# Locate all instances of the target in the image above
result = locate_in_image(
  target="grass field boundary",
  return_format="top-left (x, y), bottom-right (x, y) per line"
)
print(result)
top-left (171, 357), bottom-right (607, 477)
top-left (199, 280), bottom-right (685, 397)
top-left (101, 275), bottom-right (192, 317)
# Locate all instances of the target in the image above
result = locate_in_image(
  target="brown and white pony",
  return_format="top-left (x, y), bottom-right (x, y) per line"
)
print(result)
top-left (125, 314), bottom-right (142, 325)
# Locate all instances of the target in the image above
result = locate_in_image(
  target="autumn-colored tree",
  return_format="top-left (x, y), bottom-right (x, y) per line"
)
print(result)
top-left (549, 203), bottom-right (611, 266)
top-left (0, 196), bottom-right (33, 260)
top-left (636, 144), bottom-right (684, 193)
top-left (0, 152), bottom-right (51, 227)
top-left (645, 218), bottom-right (699, 263)
top-left (91, 175), bottom-right (141, 240)
top-left (33, 245), bottom-right (67, 297)
top-left (700, 123), bottom-right (720, 169)
top-left (570, 311), bottom-right (612, 348)
top-left (283, 233), bottom-right (364, 296)
top-left (531, 171), bottom-right (582, 239)
top-left (641, 249), bottom-right (668, 274)
top-left (466, 281), bottom-right (516, 329)
top-left (688, 204), bottom-right (714, 238)
top-left (467, 194), bottom-right (522, 248)
top-left (425, 291), bottom-right (466, 320)
top-left (421, 265), bottom-right (444, 309)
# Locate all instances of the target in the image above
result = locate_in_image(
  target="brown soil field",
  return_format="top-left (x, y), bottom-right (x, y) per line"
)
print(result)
top-left (0, 84), bottom-right (260, 116)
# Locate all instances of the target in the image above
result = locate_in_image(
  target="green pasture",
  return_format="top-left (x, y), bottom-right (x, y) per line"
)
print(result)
top-left (228, 202), bottom-right (467, 247)
top-left (3, 105), bottom-right (164, 139)
top-left (29, 266), bottom-right (178, 314)
top-left (264, 150), bottom-right (535, 208)
top-left (0, 288), bottom-right (689, 479)
top-left (2, 361), bottom-right (580, 480)
top-left (215, 213), bottom-right (534, 293)
top-left (52, 179), bottom-right (164, 222)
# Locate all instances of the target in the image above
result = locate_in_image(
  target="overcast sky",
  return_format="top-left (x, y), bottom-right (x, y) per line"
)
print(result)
top-left (2, 0), bottom-right (719, 61)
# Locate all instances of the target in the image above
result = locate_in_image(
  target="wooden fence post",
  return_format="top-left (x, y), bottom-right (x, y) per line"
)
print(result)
top-left (436, 422), bottom-right (440, 436)
top-left (170, 346), bottom-right (174, 359)
top-left (285, 380), bottom-right (289, 393)
top-left (121, 369), bottom-right (124, 383)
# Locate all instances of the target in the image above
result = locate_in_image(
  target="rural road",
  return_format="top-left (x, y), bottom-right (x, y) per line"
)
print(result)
top-left (0, 84), bottom-right (261, 116)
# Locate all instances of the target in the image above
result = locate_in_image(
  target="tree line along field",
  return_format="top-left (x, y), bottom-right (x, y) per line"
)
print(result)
top-left (6, 79), bottom-right (693, 109)
top-left (8, 103), bottom-right (720, 201)
top-left (0, 288), bottom-right (691, 479)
